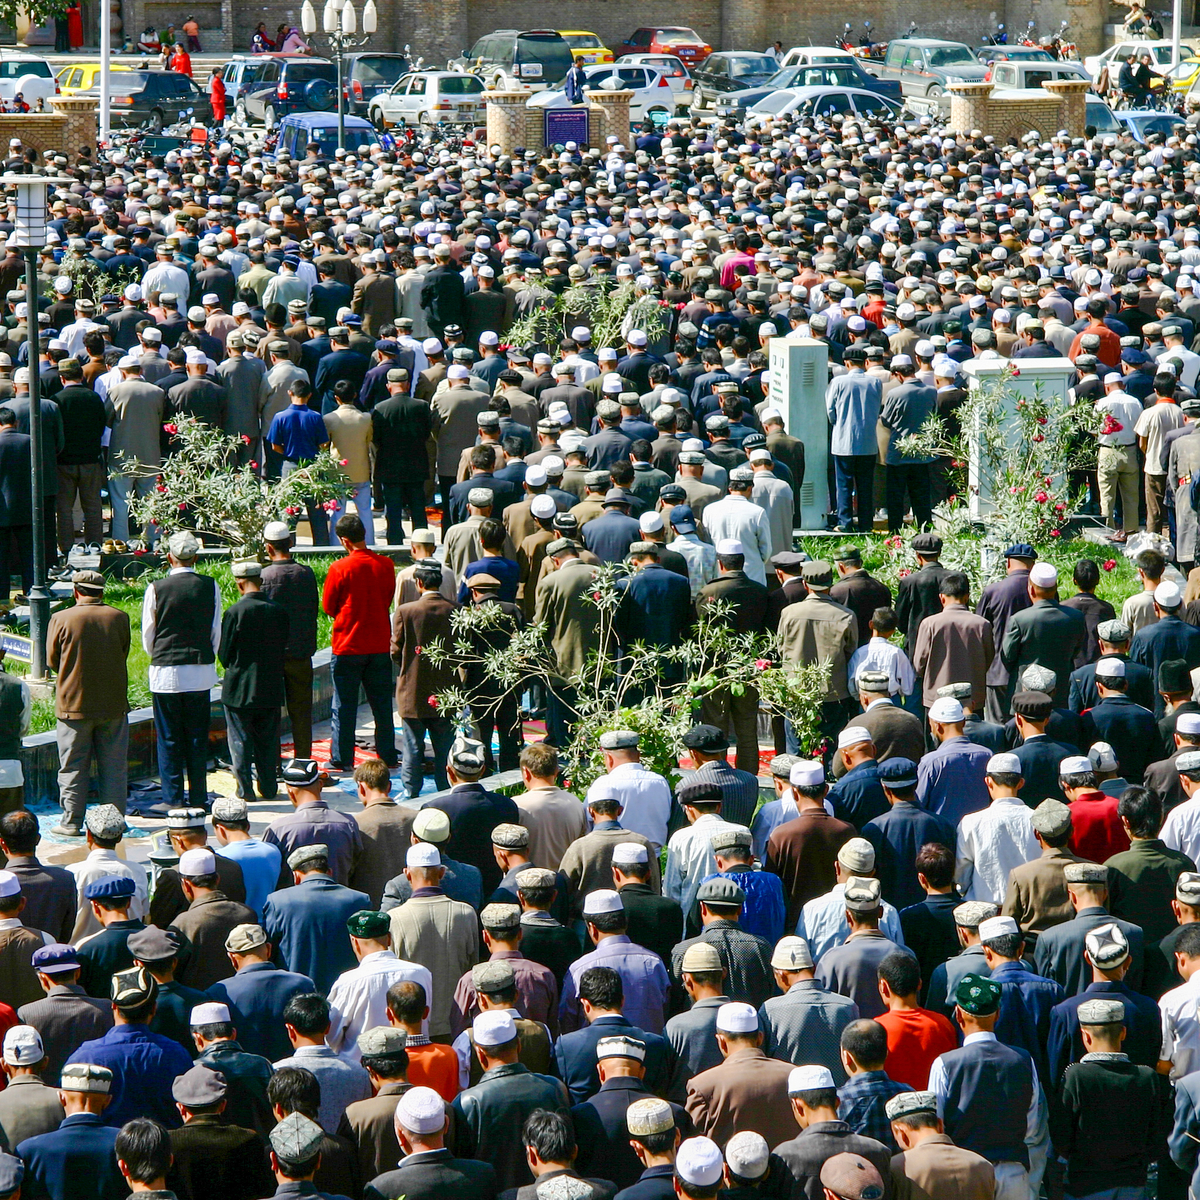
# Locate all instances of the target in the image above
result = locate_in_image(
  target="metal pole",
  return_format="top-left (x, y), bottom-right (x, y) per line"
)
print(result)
top-left (24, 248), bottom-right (48, 681)
top-left (336, 36), bottom-right (344, 152)
top-left (99, 0), bottom-right (111, 142)
top-left (1173, 0), bottom-right (1183, 68)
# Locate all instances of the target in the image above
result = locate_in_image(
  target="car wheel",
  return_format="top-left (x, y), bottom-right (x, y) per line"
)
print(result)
top-left (927, 84), bottom-right (943, 96)
top-left (148, 108), bottom-right (163, 132)
top-left (264, 104), bottom-right (277, 128)
top-left (419, 109), bottom-right (434, 125)
top-left (235, 98), bottom-right (247, 123)
top-left (371, 107), bottom-right (390, 130)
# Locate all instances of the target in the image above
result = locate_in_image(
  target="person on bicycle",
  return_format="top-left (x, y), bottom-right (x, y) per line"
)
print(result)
top-left (1118, 51), bottom-right (1144, 105)
top-left (1134, 52), bottom-right (1162, 103)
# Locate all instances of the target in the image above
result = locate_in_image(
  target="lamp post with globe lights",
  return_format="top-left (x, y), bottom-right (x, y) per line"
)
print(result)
top-left (299, 0), bottom-right (378, 152)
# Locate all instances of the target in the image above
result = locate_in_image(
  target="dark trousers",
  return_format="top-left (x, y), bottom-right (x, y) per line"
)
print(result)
top-left (886, 462), bottom-right (932, 532)
top-left (399, 716), bottom-right (453, 798)
top-left (702, 686), bottom-right (760, 775)
top-left (330, 652), bottom-right (396, 768)
top-left (382, 481), bottom-right (428, 543)
top-left (39, 498), bottom-right (57, 565)
top-left (0, 524), bottom-right (34, 600)
top-left (224, 704), bottom-right (280, 799)
top-left (471, 691), bottom-right (521, 774)
top-left (282, 460), bottom-right (330, 545)
top-left (546, 685), bottom-right (579, 749)
top-left (283, 656), bottom-right (314, 757)
top-left (834, 454), bottom-right (877, 531)
top-left (438, 475), bottom-right (456, 525)
top-left (152, 690), bottom-right (211, 808)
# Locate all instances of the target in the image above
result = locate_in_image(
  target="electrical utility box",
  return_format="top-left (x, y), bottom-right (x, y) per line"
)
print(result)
top-left (767, 334), bottom-right (830, 530)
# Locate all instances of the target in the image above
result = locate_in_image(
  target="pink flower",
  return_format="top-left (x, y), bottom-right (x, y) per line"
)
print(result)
top-left (241, 434), bottom-right (251, 445)
top-left (1011, 368), bottom-right (1021, 377)
top-left (1036, 416), bottom-right (1047, 425)
top-left (323, 499), bottom-right (339, 512)
top-left (1050, 529), bottom-right (1061, 538)
top-left (163, 423), bottom-right (178, 435)
top-left (592, 591), bottom-right (601, 601)
top-left (1034, 490), bottom-right (1048, 503)
top-left (177, 503), bottom-right (186, 511)
top-left (1103, 559), bottom-right (1116, 571)
top-left (414, 646), bottom-right (422, 655)
top-left (754, 658), bottom-right (771, 671)
top-left (1101, 414), bottom-right (1124, 435)
top-left (250, 460), bottom-right (258, 469)
top-left (156, 484), bottom-right (166, 493)
top-left (285, 506), bottom-right (299, 516)
top-left (428, 695), bottom-right (439, 709)
top-left (339, 458), bottom-right (348, 466)
top-left (1032, 434), bottom-right (1045, 443)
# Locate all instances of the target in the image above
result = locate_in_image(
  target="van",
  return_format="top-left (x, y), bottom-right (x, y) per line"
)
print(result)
top-left (988, 59), bottom-right (1091, 89)
top-left (273, 112), bottom-right (377, 158)
top-left (453, 29), bottom-right (573, 90)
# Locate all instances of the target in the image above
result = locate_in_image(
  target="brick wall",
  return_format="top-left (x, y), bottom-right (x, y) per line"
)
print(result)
top-left (948, 79), bottom-right (1086, 142)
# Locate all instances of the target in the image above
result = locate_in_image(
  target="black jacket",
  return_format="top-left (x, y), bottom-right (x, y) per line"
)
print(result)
top-left (365, 1148), bottom-right (497, 1200)
top-left (420, 266), bottom-right (467, 329)
top-left (0, 427), bottom-right (31, 526)
top-left (372, 394), bottom-right (433, 483)
top-left (218, 592), bottom-right (290, 709)
top-left (895, 563), bottom-right (948, 651)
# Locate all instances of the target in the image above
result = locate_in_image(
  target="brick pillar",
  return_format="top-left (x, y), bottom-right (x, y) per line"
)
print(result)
top-left (948, 81), bottom-right (994, 136)
top-left (1041, 77), bottom-right (1090, 138)
top-left (49, 97), bottom-right (98, 157)
top-left (485, 91), bottom-right (532, 158)
top-left (588, 90), bottom-right (633, 146)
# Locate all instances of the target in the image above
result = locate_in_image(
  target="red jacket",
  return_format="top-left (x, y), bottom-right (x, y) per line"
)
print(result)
top-left (1068, 790), bottom-right (1130, 863)
top-left (1068, 320), bottom-right (1122, 368)
top-left (322, 547), bottom-right (395, 656)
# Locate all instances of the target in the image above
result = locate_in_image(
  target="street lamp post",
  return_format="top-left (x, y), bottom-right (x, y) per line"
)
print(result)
top-left (299, 0), bottom-right (378, 152)
top-left (0, 173), bottom-right (64, 680)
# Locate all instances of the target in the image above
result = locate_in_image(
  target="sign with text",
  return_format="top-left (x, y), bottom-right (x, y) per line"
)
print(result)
top-left (545, 107), bottom-right (589, 148)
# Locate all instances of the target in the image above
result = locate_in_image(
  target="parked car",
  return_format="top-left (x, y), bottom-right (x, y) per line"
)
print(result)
top-left (744, 85), bottom-right (904, 126)
top-left (872, 38), bottom-right (989, 97)
top-left (1117, 108), bottom-right (1188, 140)
top-left (221, 54), bottom-right (272, 121)
top-left (451, 29), bottom-right (573, 90)
top-left (0, 51), bottom-right (57, 106)
top-left (343, 52), bottom-right (411, 117)
top-left (1086, 96), bottom-right (1124, 133)
top-left (1165, 54), bottom-right (1200, 92)
top-left (558, 30), bottom-right (613, 64)
top-left (76, 69), bottom-right (211, 130)
top-left (242, 57), bottom-right (337, 127)
top-left (369, 69), bottom-right (486, 127)
top-left (1084, 38), bottom-right (1195, 80)
top-left (713, 60), bottom-right (901, 115)
top-left (273, 112), bottom-right (377, 157)
top-left (973, 45), bottom-right (1055, 63)
top-left (617, 52), bottom-right (693, 105)
top-left (688, 51), bottom-right (780, 109)
top-left (987, 58), bottom-right (1091, 88)
top-left (617, 27), bottom-right (711, 65)
top-left (57, 62), bottom-right (127, 95)
top-left (528, 62), bottom-right (676, 121)
top-left (778, 45), bottom-right (864, 69)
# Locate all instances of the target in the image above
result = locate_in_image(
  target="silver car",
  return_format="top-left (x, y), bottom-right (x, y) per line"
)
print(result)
top-left (369, 70), bottom-right (486, 128)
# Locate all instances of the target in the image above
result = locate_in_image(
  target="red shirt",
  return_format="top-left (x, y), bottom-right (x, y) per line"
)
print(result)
top-left (875, 1006), bottom-right (958, 1089)
top-left (322, 546), bottom-right (396, 656)
top-left (1068, 320), bottom-right (1121, 368)
top-left (1068, 790), bottom-right (1130, 863)
top-left (405, 1041), bottom-right (461, 1100)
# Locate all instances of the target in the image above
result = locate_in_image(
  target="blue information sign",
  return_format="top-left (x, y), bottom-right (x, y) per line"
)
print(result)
top-left (544, 107), bottom-right (589, 148)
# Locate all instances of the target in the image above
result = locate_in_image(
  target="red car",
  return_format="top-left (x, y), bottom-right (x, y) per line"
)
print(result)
top-left (618, 27), bottom-right (712, 65)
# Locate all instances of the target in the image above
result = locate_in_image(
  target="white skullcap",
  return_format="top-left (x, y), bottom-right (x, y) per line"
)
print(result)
top-left (676, 1138), bottom-right (724, 1188)
top-left (394, 1086), bottom-right (446, 1135)
top-left (987, 752), bottom-right (1021, 775)
top-left (178, 848), bottom-right (216, 877)
top-left (838, 726), bottom-right (872, 750)
top-left (788, 1065), bottom-right (836, 1094)
top-left (1096, 657), bottom-right (1126, 678)
top-left (715, 1002), bottom-right (758, 1034)
top-left (406, 844), bottom-right (441, 868)
top-left (611, 843), bottom-right (648, 866)
top-left (183, 347), bottom-right (207, 365)
top-left (639, 511), bottom-right (664, 533)
top-left (583, 889), bottom-right (624, 916)
top-left (928, 697), bottom-right (964, 723)
top-left (716, 539), bottom-right (744, 556)
top-left (1029, 562), bottom-right (1058, 587)
top-left (0, 871), bottom-right (18, 899)
top-left (530, 494), bottom-right (557, 519)
top-left (1059, 755), bottom-right (1094, 775)
top-left (189, 1002), bottom-right (231, 1026)
top-left (1156, 581), bottom-right (1183, 607)
top-left (448, 364), bottom-right (470, 380)
top-left (473, 1010), bottom-right (517, 1047)
top-left (525, 466), bottom-right (548, 487)
top-left (1178, 713), bottom-right (1200, 736)
top-left (978, 915), bottom-right (1020, 942)
top-left (422, 337), bottom-right (443, 354)
top-left (789, 760), bottom-right (824, 787)
top-left (725, 1132), bottom-right (770, 1181)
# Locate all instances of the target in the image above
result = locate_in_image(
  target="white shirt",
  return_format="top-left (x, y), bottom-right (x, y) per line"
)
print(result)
top-left (664, 813), bottom-right (749, 914)
top-left (1160, 971), bottom-right (1200, 1078)
top-left (750, 473), bottom-right (794, 558)
top-left (67, 849), bottom-right (150, 944)
top-left (141, 263), bottom-right (191, 313)
top-left (587, 761), bottom-right (673, 850)
top-left (848, 637), bottom-right (917, 699)
top-left (563, 353), bottom-right (599, 385)
top-left (1162, 795), bottom-right (1200, 862)
top-left (1161, 346), bottom-right (1200, 391)
top-left (669, 534), bottom-right (718, 598)
top-left (929, 1031), bottom-right (1048, 1166)
top-left (796, 883), bottom-right (905, 960)
top-left (955, 796), bottom-right (1040, 904)
top-left (327, 950), bottom-right (434, 1060)
top-left (59, 318), bottom-right (105, 358)
top-left (141, 567), bottom-right (222, 694)
top-left (1095, 392), bottom-right (1143, 447)
top-left (699, 494), bottom-right (773, 586)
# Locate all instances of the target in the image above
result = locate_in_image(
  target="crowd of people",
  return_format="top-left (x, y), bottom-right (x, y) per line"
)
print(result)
top-left (0, 82), bottom-right (1199, 1200)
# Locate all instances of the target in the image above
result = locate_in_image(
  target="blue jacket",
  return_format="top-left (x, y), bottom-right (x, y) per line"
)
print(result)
top-left (262, 875), bottom-right (370, 993)
top-left (826, 760), bottom-right (889, 828)
top-left (1046, 979), bottom-right (1162, 1083)
top-left (1013, 734), bottom-right (1076, 806)
top-left (696, 867), bottom-right (786, 945)
top-left (989, 959), bottom-right (1064, 1084)
top-left (1171, 1069), bottom-right (1200, 1196)
top-left (615, 564), bottom-right (693, 648)
top-left (572, 1077), bottom-right (688, 1190)
top-left (615, 1165), bottom-right (675, 1200)
top-left (314, 348), bottom-right (370, 414)
top-left (1130, 614), bottom-right (1200, 716)
top-left (17, 1113), bottom-right (124, 1200)
top-left (1083, 694), bottom-right (1160, 783)
top-left (206, 960), bottom-right (317, 1061)
top-left (862, 802), bottom-right (956, 912)
top-left (554, 1013), bottom-right (675, 1104)
top-left (65, 1024), bottom-right (192, 1128)
top-left (826, 372), bottom-right (882, 457)
top-left (583, 510), bottom-right (642, 564)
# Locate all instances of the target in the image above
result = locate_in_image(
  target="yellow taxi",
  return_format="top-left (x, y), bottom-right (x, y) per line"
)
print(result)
top-left (56, 63), bottom-right (128, 94)
top-left (558, 30), bottom-right (614, 64)
top-left (1167, 55), bottom-right (1200, 92)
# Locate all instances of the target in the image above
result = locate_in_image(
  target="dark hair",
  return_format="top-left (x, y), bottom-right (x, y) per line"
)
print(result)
top-left (579, 966), bottom-right (623, 1010)
top-left (914, 842), bottom-right (955, 889)
top-left (870, 607), bottom-right (897, 635)
top-left (635, 1127), bottom-right (676, 1153)
top-left (354, 758), bottom-right (391, 792)
top-left (1135, 549), bottom-right (1166, 579)
top-left (717, 552), bottom-right (745, 571)
top-left (1117, 785), bottom-right (1161, 838)
top-left (267, 1066), bottom-right (321, 1120)
top-left (361, 1048), bottom-right (408, 1079)
top-left (1074, 559), bottom-right (1100, 590)
top-left (1179, 924), bottom-right (1200, 958)
top-left (283, 993), bottom-right (331, 1036)
top-left (522, 1109), bottom-right (576, 1163)
top-left (115, 1119), bottom-right (172, 1183)
top-left (335, 513), bottom-right (366, 542)
top-left (795, 1087), bottom-right (839, 1111)
top-left (940, 572), bottom-right (969, 600)
top-left (193, 1020), bottom-right (233, 1041)
top-left (479, 517), bottom-right (506, 552)
top-left (841, 1018), bottom-right (888, 1069)
top-left (586, 909), bottom-right (627, 935)
top-left (184, 871), bottom-right (219, 890)
top-left (982, 931), bottom-right (1024, 959)
top-left (891, 1110), bottom-right (940, 1132)
top-left (675, 1176), bottom-right (720, 1200)
top-left (386, 980), bottom-right (428, 1023)
top-left (878, 950), bottom-right (921, 999)
top-left (0, 809), bottom-right (38, 855)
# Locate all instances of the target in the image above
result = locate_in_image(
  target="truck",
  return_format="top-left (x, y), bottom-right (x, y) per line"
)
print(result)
top-left (871, 37), bottom-right (989, 99)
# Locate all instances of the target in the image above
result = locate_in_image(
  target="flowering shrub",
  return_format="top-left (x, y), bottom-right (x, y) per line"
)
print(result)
top-left (505, 281), bottom-right (669, 351)
top-left (120, 417), bottom-right (352, 558)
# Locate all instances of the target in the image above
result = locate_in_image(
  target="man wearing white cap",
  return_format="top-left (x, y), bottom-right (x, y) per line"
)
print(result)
top-left (915, 695), bottom-right (992, 825)
top-left (955, 754), bottom-right (1039, 905)
top-left (168, 848), bottom-right (256, 990)
top-left (0, 1024), bottom-right (61, 1144)
top-left (1094, 370), bottom-right (1142, 542)
top-left (700, 479), bottom-right (772, 587)
top-left (997, 562), bottom-right (1085, 709)
top-left (1128, 580), bottom-right (1200, 717)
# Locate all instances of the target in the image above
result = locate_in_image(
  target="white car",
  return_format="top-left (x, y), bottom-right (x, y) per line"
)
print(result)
top-left (0, 51), bottom-right (56, 107)
top-left (1084, 38), bottom-right (1195, 81)
top-left (527, 63), bottom-right (676, 121)
top-left (744, 84), bottom-right (903, 127)
top-left (778, 45), bottom-right (862, 69)
top-left (368, 70), bottom-right (486, 127)
top-left (615, 52), bottom-right (693, 107)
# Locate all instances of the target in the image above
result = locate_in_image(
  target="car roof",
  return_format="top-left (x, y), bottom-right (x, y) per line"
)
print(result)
top-left (402, 70), bottom-right (474, 77)
top-left (489, 29), bottom-right (567, 36)
top-left (898, 38), bottom-right (971, 46)
top-left (281, 112), bottom-right (373, 128)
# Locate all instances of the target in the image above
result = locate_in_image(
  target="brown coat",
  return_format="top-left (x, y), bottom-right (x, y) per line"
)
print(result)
top-left (684, 1046), bottom-right (796, 1150)
top-left (338, 1080), bottom-right (407, 1182)
top-left (911, 602), bottom-right (996, 709)
top-left (391, 592), bottom-right (457, 720)
top-left (169, 892), bottom-right (257, 990)
top-left (432, 387), bottom-right (491, 479)
top-left (1002, 844), bottom-right (1087, 933)
top-left (46, 596), bottom-right (130, 721)
top-left (350, 801), bottom-right (418, 908)
top-left (0, 924), bottom-right (49, 1009)
top-left (832, 701), bottom-right (925, 778)
top-left (890, 1134), bottom-right (995, 1200)
top-left (352, 271), bottom-right (397, 338)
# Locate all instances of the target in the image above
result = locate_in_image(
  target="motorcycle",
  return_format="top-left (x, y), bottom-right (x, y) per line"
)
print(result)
top-left (836, 22), bottom-right (856, 52)
top-left (1018, 19), bottom-right (1040, 46)
top-left (981, 17), bottom-right (1007, 45)
top-left (857, 21), bottom-right (887, 60)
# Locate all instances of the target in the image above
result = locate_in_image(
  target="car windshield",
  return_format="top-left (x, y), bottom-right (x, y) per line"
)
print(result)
top-left (926, 46), bottom-right (976, 66)
top-left (564, 33), bottom-right (605, 49)
top-left (305, 125), bottom-right (374, 153)
top-left (858, 95), bottom-right (901, 115)
top-left (1086, 100), bottom-right (1121, 130)
top-left (517, 33), bottom-right (572, 82)
top-left (657, 28), bottom-right (701, 44)
top-left (729, 55), bottom-right (776, 76)
top-left (776, 65), bottom-right (860, 86)
top-left (0, 61), bottom-right (51, 78)
top-left (354, 56), bottom-right (408, 85)
top-left (754, 89), bottom-right (798, 112)
top-left (110, 72), bottom-right (151, 93)
top-left (439, 75), bottom-right (484, 94)
top-left (286, 62), bottom-right (335, 82)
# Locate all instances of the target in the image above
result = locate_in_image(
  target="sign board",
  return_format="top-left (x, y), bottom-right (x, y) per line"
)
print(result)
top-left (545, 107), bottom-right (589, 148)
top-left (0, 632), bottom-right (30, 663)
top-left (768, 334), bottom-right (830, 530)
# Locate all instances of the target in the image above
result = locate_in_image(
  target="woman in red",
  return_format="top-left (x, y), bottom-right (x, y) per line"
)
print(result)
top-left (66, 2), bottom-right (83, 49)
top-left (170, 44), bottom-right (192, 78)
top-left (209, 68), bottom-right (226, 124)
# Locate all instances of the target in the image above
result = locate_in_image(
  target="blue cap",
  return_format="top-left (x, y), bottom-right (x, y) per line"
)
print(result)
top-left (282, 254), bottom-right (301, 268)
top-left (878, 757), bottom-right (919, 788)
top-left (1005, 543), bottom-right (1036, 560)
top-left (1121, 347), bottom-right (1150, 366)
top-left (83, 874), bottom-right (136, 901)
top-left (343, 313), bottom-right (362, 326)
top-left (31, 942), bottom-right (80, 973)
top-left (374, 339), bottom-right (399, 354)
top-left (669, 503), bottom-right (696, 534)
